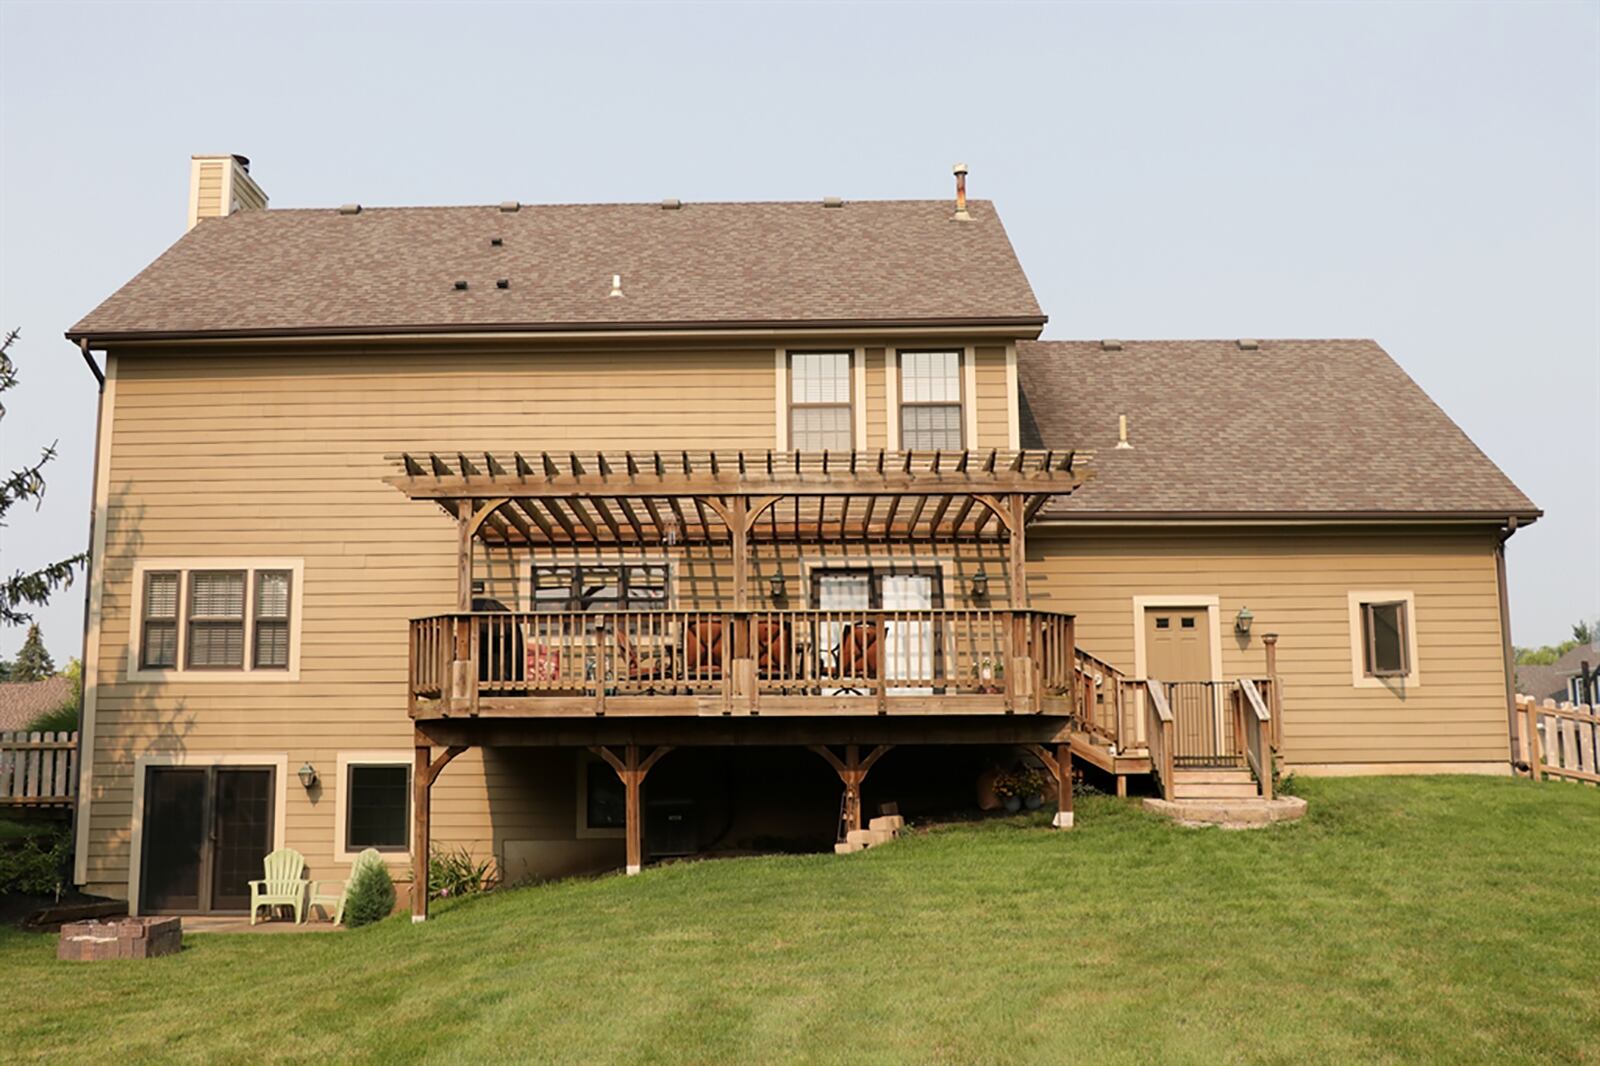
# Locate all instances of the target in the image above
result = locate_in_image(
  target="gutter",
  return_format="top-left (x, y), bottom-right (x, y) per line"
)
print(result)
top-left (65, 314), bottom-right (1050, 347)
top-left (1032, 509), bottom-right (1544, 527)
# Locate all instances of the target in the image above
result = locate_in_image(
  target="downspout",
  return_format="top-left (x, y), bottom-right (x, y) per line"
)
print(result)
top-left (1495, 516), bottom-right (1521, 771)
top-left (69, 338), bottom-right (104, 888)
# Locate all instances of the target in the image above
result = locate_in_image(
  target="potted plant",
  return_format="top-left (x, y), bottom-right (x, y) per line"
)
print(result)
top-left (973, 656), bottom-right (1004, 694)
top-left (1019, 768), bottom-right (1050, 810)
top-left (992, 769), bottom-right (1025, 813)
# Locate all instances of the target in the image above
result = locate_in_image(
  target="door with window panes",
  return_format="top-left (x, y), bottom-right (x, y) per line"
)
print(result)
top-left (530, 563), bottom-right (670, 687)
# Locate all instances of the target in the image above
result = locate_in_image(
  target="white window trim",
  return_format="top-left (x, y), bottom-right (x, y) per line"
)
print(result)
top-left (1347, 590), bottom-right (1421, 689)
top-left (1131, 595), bottom-right (1224, 682)
top-left (896, 348), bottom-right (966, 451)
top-left (782, 348), bottom-right (857, 452)
top-left (128, 752), bottom-right (288, 917)
top-left (575, 750), bottom-right (624, 839)
top-left (335, 751), bottom-right (414, 862)
top-left (797, 555), bottom-right (958, 607)
top-left (127, 558), bottom-right (305, 682)
top-left (521, 557), bottom-right (677, 613)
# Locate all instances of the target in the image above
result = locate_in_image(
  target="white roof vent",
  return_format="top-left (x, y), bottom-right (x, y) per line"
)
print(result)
top-left (1101, 339), bottom-right (1123, 351)
top-left (1237, 338), bottom-right (1260, 351)
top-left (660, 198), bottom-right (682, 210)
top-left (499, 201), bottom-right (521, 213)
top-left (822, 196), bottom-right (843, 208)
top-left (338, 203), bottom-right (362, 215)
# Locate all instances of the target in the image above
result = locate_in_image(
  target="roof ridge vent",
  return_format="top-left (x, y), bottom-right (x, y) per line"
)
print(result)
top-left (660, 198), bottom-right (682, 210)
top-left (338, 203), bottom-right (362, 215)
top-left (1101, 339), bottom-right (1123, 351)
top-left (822, 196), bottom-right (843, 208)
top-left (1237, 338), bottom-right (1260, 351)
top-left (498, 201), bottom-right (521, 213)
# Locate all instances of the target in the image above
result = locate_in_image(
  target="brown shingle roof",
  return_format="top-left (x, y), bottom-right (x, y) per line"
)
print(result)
top-left (69, 200), bottom-right (1043, 340)
top-left (0, 678), bottom-right (72, 732)
top-left (1515, 643), bottom-right (1600, 702)
top-left (1018, 339), bottom-right (1539, 519)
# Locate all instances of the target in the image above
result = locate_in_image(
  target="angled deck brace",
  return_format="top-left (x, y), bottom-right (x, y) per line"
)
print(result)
top-left (413, 737), bottom-right (469, 921)
top-left (1026, 742), bottom-right (1074, 829)
top-left (811, 744), bottom-right (892, 839)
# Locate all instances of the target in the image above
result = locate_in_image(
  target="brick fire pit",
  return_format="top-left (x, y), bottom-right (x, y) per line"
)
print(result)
top-left (58, 916), bottom-right (182, 961)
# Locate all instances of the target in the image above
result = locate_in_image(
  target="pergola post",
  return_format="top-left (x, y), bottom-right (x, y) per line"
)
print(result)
top-left (811, 744), bottom-right (892, 837)
top-left (593, 744), bottom-right (673, 875)
top-left (456, 499), bottom-right (473, 611)
top-left (411, 734), bottom-right (467, 921)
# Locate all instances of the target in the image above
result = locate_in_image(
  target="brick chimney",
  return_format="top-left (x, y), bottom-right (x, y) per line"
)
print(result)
top-left (187, 154), bottom-right (268, 231)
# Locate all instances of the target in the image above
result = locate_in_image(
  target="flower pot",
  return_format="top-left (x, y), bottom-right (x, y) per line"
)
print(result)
top-left (1002, 796), bottom-right (1022, 813)
top-left (1024, 794), bottom-right (1043, 810)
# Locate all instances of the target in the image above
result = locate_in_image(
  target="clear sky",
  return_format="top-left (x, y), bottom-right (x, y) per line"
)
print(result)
top-left (1, 1), bottom-right (1596, 662)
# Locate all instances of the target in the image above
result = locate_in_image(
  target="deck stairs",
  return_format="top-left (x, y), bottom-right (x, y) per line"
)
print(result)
top-left (1170, 767), bottom-right (1259, 801)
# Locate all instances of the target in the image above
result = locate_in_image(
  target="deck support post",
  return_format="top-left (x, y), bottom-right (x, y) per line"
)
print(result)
top-left (411, 735), bottom-right (467, 922)
top-left (1027, 743), bottom-right (1074, 829)
top-left (593, 744), bottom-right (673, 874)
top-left (811, 743), bottom-right (892, 838)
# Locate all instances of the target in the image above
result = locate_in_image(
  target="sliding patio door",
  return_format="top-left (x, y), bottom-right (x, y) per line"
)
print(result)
top-left (811, 568), bottom-right (940, 695)
top-left (140, 766), bottom-right (275, 914)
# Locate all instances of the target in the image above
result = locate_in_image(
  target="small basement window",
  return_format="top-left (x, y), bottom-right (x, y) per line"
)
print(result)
top-left (585, 760), bottom-right (625, 830)
top-left (346, 764), bottom-right (411, 852)
top-left (1361, 600), bottom-right (1410, 678)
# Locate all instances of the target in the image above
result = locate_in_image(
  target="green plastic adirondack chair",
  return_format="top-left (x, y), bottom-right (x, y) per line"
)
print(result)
top-left (248, 848), bottom-right (309, 924)
top-left (308, 848), bottom-right (385, 926)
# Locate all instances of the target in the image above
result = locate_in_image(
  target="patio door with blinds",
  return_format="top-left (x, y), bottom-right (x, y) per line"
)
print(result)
top-left (811, 568), bottom-right (941, 694)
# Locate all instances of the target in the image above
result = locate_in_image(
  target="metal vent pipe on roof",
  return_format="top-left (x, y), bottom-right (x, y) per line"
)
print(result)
top-left (1115, 414), bottom-right (1133, 450)
top-left (609, 274), bottom-right (624, 298)
top-left (952, 163), bottom-right (971, 221)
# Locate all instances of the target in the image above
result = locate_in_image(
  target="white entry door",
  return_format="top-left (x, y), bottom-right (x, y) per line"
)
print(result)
top-left (881, 573), bottom-right (935, 694)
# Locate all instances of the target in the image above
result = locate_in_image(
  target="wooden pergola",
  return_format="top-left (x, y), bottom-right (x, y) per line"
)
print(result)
top-left (389, 448), bottom-right (1091, 920)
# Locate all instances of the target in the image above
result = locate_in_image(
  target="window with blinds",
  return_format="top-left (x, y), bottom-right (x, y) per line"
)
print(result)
top-left (790, 352), bottom-right (853, 451)
top-left (134, 562), bottom-right (299, 675)
top-left (187, 571), bottom-right (246, 668)
top-left (899, 350), bottom-right (963, 450)
top-left (254, 570), bottom-right (292, 669)
top-left (140, 571), bottom-right (180, 669)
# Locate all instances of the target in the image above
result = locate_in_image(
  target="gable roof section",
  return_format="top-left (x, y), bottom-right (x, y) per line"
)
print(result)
top-left (69, 199), bottom-right (1043, 341)
top-left (1018, 339), bottom-right (1538, 520)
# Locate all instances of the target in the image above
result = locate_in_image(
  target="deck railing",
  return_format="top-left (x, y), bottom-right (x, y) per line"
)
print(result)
top-left (1144, 680), bottom-right (1176, 800)
top-left (1234, 678), bottom-right (1274, 799)
top-left (411, 608), bottom-right (1077, 716)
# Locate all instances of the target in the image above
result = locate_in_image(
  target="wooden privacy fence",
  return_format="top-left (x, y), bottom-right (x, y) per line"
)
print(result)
top-left (0, 731), bottom-right (79, 806)
top-left (1516, 695), bottom-right (1599, 785)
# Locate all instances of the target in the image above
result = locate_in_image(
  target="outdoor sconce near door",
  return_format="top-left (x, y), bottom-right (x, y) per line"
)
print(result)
top-left (297, 762), bottom-right (319, 790)
top-left (769, 570), bottom-right (787, 600)
top-left (1235, 606), bottom-right (1255, 636)
top-left (970, 566), bottom-right (989, 600)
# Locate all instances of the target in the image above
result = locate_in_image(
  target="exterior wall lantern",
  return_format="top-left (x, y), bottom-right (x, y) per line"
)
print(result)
top-left (769, 569), bottom-right (787, 600)
top-left (297, 762), bottom-right (319, 790)
top-left (970, 566), bottom-right (989, 600)
top-left (1234, 606), bottom-right (1255, 635)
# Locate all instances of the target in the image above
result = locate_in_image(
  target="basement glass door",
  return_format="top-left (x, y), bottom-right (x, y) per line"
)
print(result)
top-left (140, 766), bottom-right (274, 914)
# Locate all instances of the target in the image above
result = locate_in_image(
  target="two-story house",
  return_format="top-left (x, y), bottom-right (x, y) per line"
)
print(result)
top-left (65, 155), bottom-right (1538, 918)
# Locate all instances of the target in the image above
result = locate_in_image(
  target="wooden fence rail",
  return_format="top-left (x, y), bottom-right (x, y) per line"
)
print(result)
top-left (0, 731), bottom-right (79, 806)
top-left (1516, 695), bottom-right (1599, 785)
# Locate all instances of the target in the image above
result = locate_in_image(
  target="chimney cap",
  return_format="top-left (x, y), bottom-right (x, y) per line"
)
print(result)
top-left (952, 162), bottom-right (969, 176)
top-left (338, 203), bottom-right (362, 215)
top-left (498, 201), bottom-right (521, 213)
top-left (822, 196), bottom-right (843, 208)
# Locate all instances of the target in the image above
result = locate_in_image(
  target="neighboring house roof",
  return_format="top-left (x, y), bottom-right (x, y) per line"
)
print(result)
top-left (1018, 339), bottom-right (1539, 520)
top-left (1515, 643), bottom-right (1600, 703)
top-left (0, 678), bottom-right (72, 732)
top-left (68, 200), bottom-right (1044, 341)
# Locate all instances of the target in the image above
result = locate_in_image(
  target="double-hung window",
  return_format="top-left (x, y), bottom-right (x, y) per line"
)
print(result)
top-left (789, 352), bottom-right (853, 451)
top-left (131, 560), bottom-right (302, 678)
top-left (899, 350), bottom-right (963, 450)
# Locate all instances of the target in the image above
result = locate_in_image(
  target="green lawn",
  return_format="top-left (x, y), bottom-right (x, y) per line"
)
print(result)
top-left (4, 777), bottom-right (1598, 1064)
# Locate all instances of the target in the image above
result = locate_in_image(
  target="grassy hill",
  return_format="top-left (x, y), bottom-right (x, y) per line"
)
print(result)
top-left (3, 776), bottom-right (1597, 1063)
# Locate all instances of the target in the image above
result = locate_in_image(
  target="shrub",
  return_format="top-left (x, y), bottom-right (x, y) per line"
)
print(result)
top-left (0, 823), bottom-right (71, 897)
top-left (342, 852), bottom-right (396, 928)
top-left (429, 846), bottom-right (492, 901)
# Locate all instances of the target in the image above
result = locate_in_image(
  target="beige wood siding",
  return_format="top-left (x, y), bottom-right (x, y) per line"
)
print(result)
top-left (85, 345), bottom-right (777, 899)
top-left (863, 347), bottom-right (887, 450)
top-left (1028, 527), bottom-right (1511, 767)
top-left (194, 160), bottom-right (225, 220)
top-left (972, 345), bottom-right (1010, 448)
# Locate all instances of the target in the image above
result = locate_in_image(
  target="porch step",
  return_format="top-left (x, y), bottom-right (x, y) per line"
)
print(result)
top-left (1173, 769), bottom-right (1255, 785)
top-left (1172, 782), bottom-right (1261, 800)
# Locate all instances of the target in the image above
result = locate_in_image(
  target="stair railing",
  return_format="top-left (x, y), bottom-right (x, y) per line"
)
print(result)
top-left (1144, 679), bottom-right (1176, 801)
top-left (1236, 677), bottom-right (1274, 800)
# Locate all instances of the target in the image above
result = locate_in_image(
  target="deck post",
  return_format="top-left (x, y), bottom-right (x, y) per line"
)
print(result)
top-left (412, 741), bottom-right (431, 921)
top-left (1055, 742), bottom-right (1073, 829)
top-left (593, 744), bottom-right (674, 874)
top-left (456, 499), bottom-right (473, 611)
top-left (810, 744), bottom-right (891, 837)
top-left (1262, 633), bottom-right (1282, 748)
